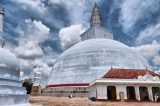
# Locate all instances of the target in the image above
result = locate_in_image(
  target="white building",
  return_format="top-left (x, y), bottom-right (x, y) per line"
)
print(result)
top-left (90, 68), bottom-right (160, 101)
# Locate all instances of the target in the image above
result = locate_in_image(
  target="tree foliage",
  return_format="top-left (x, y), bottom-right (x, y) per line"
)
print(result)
top-left (22, 81), bottom-right (33, 94)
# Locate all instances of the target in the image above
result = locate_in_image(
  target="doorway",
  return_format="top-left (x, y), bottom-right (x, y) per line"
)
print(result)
top-left (152, 87), bottom-right (160, 101)
top-left (126, 86), bottom-right (136, 100)
top-left (107, 86), bottom-right (117, 100)
top-left (139, 87), bottom-right (149, 100)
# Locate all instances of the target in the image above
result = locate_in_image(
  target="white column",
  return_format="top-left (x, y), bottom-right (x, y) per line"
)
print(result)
top-left (124, 86), bottom-right (127, 100)
top-left (148, 86), bottom-right (154, 101)
top-left (115, 85), bottom-right (127, 100)
top-left (135, 86), bottom-right (140, 101)
top-left (116, 85), bottom-right (120, 100)
top-left (106, 85), bottom-right (108, 99)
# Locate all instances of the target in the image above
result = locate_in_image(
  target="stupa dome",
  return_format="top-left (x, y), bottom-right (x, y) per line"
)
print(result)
top-left (48, 39), bottom-right (150, 85)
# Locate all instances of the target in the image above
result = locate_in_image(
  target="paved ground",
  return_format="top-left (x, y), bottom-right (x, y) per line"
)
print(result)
top-left (30, 96), bottom-right (160, 106)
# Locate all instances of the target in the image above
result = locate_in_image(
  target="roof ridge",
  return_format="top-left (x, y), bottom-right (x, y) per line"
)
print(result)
top-left (102, 68), bottom-right (160, 79)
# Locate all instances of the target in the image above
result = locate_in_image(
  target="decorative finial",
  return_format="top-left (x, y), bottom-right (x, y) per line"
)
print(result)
top-left (94, 1), bottom-right (97, 6)
top-left (90, 2), bottom-right (103, 27)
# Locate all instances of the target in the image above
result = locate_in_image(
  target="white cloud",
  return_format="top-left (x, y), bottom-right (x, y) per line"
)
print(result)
top-left (13, 19), bottom-right (58, 83)
top-left (33, 20), bottom-right (50, 39)
top-left (131, 40), bottom-right (160, 59)
top-left (59, 24), bottom-right (86, 50)
top-left (15, 41), bottom-right (44, 60)
top-left (118, 0), bottom-right (160, 33)
top-left (48, 0), bottom-right (99, 25)
top-left (153, 56), bottom-right (160, 66)
top-left (137, 23), bottom-right (160, 44)
top-left (0, 63), bottom-right (7, 67)
top-left (13, 0), bottom-right (47, 13)
top-left (12, 19), bottom-right (53, 80)
top-left (132, 41), bottom-right (160, 71)
top-left (15, 19), bottom-right (50, 60)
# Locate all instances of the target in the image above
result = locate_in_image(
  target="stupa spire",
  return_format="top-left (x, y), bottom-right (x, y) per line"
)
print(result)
top-left (90, 2), bottom-right (103, 27)
top-left (80, 2), bottom-right (113, 41)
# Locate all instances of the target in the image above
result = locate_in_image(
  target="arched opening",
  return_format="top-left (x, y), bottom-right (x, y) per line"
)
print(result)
top-left (152, 87), bottom-right (160, 101)
top-left (139, 87), bottom-right (149, 101)
top-left (126, 86), bottom-right (136, 100)
top-left (107, 86), bottom-right (116, 100)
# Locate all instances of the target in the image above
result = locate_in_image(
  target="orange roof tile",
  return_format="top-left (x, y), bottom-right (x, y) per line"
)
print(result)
top-left (102, 68), bottom-right (160, 79)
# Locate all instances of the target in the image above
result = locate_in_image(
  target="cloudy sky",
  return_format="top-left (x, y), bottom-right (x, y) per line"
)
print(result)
top-left (0, 0), bottom-right (160, 77)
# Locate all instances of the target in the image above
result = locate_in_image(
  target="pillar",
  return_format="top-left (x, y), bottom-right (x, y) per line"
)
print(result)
top-left (106, 85), bottom-right (108, 99)
top-left (135, 86), bottom-right (140, 101)
top-left (148, 86), bottom-right (154, 101)
top-left (115, 85), bottom-right (127, 100)
top-left (124, 86), bottom-right (127, 100)
top-left (116, 85), bottom-right (120, 100)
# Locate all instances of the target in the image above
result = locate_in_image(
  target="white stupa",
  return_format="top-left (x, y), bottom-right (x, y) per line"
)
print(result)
top-left (47, 3), bottom-right (150, 87)
top-left (0, 8), bottom-right (30, 106)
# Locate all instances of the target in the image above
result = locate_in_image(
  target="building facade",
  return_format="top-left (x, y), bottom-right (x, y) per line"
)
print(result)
top-left (90, 69), bottom-right (160, 101)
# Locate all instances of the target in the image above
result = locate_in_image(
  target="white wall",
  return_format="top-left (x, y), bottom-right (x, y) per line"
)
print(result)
top-left (90, 83), bottom-right (160, 101)
top-left (97, 85), bottom-right (107, 99)
top-left (90, 84), bottom-right (107, 99)
top-left (89, 85), bottom-right (97, 97)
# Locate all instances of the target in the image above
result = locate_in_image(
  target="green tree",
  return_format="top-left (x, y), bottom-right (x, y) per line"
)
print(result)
top-left (22, 81), bottom-right (33, 94)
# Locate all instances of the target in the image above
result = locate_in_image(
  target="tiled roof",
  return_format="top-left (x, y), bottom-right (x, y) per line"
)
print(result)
top-left (102, 68), bottom-right (160, 79)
